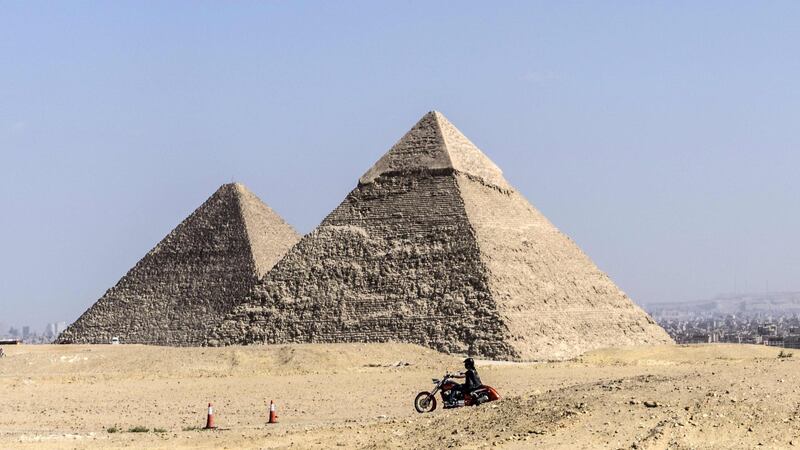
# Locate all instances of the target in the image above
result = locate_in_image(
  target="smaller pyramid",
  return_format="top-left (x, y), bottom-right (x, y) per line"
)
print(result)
top-left (57, 183), bottom-right (300, 346)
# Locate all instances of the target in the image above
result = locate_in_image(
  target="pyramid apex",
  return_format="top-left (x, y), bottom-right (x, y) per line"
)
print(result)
top-left (232, 182), bottom-right (250, 193)
top-left (214, 182), bottom-right (256, 199)
top-left (219, 181), bottom-right (245, 190)
top-left (359, 111), bottom-right (512, 191)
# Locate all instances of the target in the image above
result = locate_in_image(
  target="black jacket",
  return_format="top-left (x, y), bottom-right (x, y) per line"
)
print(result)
top-left (464, 369), bottom-right (482, 390)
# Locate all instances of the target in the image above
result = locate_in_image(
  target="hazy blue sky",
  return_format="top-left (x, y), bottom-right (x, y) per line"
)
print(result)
top-left (1, 2), bottom-right (799, 330)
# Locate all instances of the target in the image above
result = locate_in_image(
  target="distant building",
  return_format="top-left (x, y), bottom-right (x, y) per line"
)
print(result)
top-left (758, 323), bottom-right (777, 336)
top-left (678, 333), bottom-right (712, 344)
top-left (783, 336), bottom-right (800, 349)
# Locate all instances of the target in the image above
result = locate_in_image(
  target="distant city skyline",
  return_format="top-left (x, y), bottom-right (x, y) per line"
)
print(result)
top-left (2, 2), bottom-right (799, 328)
top-left (1, 320), bottom-right (67, 344)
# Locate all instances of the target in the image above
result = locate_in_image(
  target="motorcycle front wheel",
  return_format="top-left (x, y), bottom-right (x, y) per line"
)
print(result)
top-left (414, 391), bottom-right (437, 413)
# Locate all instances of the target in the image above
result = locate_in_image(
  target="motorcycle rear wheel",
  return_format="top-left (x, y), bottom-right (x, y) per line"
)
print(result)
top-left (414, 391), bottom-right (437, 413)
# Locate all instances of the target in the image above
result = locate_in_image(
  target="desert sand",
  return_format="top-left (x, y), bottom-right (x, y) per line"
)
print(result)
top-left (1, 343), bottom-right (799, 449)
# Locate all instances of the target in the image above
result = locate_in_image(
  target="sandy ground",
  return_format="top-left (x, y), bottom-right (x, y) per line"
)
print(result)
top-left (1, 343), bottom-right (800, 449)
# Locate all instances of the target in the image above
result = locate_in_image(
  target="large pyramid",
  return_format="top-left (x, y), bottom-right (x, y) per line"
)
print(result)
top-left (57, 183), bottom-right (300, 346)
top-left (210, 112), bottom-right (671, 360)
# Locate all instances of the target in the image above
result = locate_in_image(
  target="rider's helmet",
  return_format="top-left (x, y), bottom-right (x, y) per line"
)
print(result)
top-left (464, 357), bottom-right (475, 370)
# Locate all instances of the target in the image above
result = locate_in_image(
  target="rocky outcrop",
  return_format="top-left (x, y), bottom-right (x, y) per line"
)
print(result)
top-left (57, 183), bottom-right (300, 346)
top-left (209, 112), bottom-right (671, 360)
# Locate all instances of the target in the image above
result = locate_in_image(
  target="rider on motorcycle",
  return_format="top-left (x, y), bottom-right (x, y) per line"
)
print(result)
top-left (452, 357), bottom-right (483, 401)
top-left (414, 357), bottom-right (499, 412)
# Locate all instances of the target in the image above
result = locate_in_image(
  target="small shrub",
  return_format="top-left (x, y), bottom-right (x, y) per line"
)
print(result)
top-left (778, 350), bottom-right (793, 358)
top-left (153, 428), bottom-right (167, 433)
top-left (106, 426), bottom-right (119, 434)
top-left (182, 426), bottom-right (200, 431)
top-left (128, 426), bottom-right (149, 433)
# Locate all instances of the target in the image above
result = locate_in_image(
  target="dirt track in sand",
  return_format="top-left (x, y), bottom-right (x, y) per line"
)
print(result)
top-left (1, 343), bottom-right (800, 449)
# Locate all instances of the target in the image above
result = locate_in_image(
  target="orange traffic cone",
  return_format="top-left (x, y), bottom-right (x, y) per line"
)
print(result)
top-left (204, 403), bottom-right (217, 429)
top-left (268, 400), bottom-right (278, 424)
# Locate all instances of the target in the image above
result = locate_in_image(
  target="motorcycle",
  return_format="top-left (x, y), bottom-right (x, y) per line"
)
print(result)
top-left (414, 372), bottom-right (500, 413)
